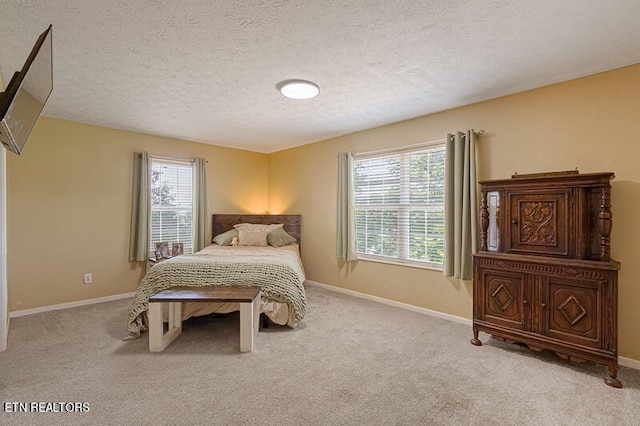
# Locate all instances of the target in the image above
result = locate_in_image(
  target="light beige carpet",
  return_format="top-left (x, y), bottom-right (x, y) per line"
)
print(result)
top-left (1, 283), bottom-right (639, 425)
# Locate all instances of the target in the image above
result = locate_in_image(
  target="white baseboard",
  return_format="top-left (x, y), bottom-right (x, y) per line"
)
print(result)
top-left (9, 292), bottom-right (136, 318)
top-left (305, 280), bottom-right (472, 326)
top-left (305, 280), bottom-right (640, 371)
top-left (619, 356), bottom-right (640, 370)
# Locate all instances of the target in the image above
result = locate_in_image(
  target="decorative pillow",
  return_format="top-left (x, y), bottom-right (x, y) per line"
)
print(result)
top-left (267, 227), bottom-right (297, 247)
top-left (213, 229), bottom-right (238, 246)
top-left (237, 228), bottom-right (269, 246)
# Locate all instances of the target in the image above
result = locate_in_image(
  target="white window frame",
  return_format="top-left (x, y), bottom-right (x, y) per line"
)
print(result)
top-left (149, 156), bottom-right (195, 257)
top-left (353, 141), bottom-right (445, 270)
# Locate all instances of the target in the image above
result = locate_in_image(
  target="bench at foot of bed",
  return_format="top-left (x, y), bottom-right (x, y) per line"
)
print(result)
top-left (148, 286), bottom-right (261, 353)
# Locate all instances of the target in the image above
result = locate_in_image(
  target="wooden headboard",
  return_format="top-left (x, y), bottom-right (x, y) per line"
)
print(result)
top-left (212, 214), bottom-right (301, 245)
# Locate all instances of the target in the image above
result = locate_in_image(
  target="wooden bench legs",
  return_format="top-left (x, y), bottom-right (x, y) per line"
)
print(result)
top-left (148, 286), bottom-right (261, 353)
top-left (148, 300), bottom-right (183, 352)
top-left (239, 294), bottom-right (261, 352)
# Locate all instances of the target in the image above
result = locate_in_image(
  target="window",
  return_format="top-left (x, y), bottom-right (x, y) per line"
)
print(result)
top-left (354, 143), bottom-right (445, 268)
top-left (150, 158), bottom-right (194, 255)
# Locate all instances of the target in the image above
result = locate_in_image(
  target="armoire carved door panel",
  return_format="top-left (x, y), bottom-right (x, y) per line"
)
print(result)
top-left (507, 190), bottom-right (572, 257)
top-left (478, 269), bottom-right (530, 331)
top-left (543, 277), bottom-right (603, 349)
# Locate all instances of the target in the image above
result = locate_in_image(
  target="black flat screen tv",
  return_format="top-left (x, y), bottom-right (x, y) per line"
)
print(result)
top-left (0, 25), bottom-right (53, 155)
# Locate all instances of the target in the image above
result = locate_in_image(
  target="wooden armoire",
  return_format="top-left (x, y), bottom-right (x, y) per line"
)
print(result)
top-left (470, 171), bottom-right (621, 387)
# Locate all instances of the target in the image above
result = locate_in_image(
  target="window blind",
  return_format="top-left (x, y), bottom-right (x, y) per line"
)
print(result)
top-left (150, 159), bottom-right (194, 255)
top-left (354, 144), bottom-right (445, 267)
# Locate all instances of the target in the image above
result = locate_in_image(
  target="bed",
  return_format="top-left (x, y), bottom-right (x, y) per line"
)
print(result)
top-left (125, 214), bottom-right (306, 340)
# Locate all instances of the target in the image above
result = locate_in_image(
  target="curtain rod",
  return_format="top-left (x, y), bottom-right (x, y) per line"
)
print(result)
top-left (448, 129), bottom-right (485, 138)
top-left (137, 153), bottom-right (208, 163)
top-left (353, 129), bottom-right (485, 158)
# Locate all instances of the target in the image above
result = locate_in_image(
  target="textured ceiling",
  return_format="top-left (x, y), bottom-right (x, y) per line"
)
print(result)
top-left (1, 1), bottom-right (640, 153)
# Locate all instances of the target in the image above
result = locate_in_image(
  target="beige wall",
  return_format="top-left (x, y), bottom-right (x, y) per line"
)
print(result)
top-left (268, 63), bottom-right (640, 361)
top-left (7, 118), bottom-right (268, 311)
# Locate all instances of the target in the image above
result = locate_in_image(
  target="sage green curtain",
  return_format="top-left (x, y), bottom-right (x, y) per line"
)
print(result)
top-left (336, 152), bottom-right (357, 260)
top-left (193, 158), bottom-right (207, 252)
top-left (128, 151), bottom-right (150, 262)
top-left (444, 131), bottom-right (478, 279)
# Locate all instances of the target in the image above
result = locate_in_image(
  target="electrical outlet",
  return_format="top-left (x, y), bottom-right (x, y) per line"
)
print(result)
top-left (84, 273), bottom-right (92, 284)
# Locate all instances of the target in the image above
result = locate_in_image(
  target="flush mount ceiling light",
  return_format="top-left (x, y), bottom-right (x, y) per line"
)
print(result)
top-left (277, 79), bottom-right (320, 100)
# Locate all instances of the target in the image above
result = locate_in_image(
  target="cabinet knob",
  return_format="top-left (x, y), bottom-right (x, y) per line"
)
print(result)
top-left (511, 219), bottom-right (518, 225)
top-left (523, 299), bottom-right (528, 304)
top-left (541, 303), bottom-right (547, 308)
